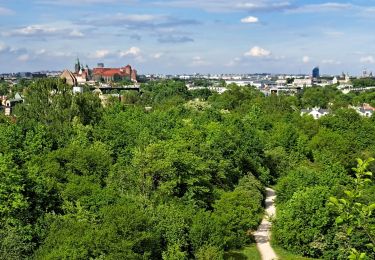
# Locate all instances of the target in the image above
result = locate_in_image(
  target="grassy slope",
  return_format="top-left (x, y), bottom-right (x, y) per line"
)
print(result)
top-left (273, 244), bottom-right (319, 260)
top-left (224, 244), bottom-right (261, 260)
top-left (225, 244), bottom-right (318, 260)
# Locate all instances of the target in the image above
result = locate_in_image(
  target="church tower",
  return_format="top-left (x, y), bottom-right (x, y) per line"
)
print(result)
top-left (74, 58), bottom-right (81, 74)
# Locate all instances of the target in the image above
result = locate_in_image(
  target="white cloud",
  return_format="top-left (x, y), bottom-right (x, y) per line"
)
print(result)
top-left (5, 25), bottom-right (58, 36)
top-left (322, 59), bottom-right (341, 65)
top-left (156, 0), bottom-right (292, 13)
top-left (120, 47), bottom-right (141, 57)
top-left (4, 24), bottom-right (88, 39)
top-left (35, 49), bottom-right (47, 55)
top-left (360, 6), bottom-right (375, 17)
top-left (235, 1), bottom-right (291, 12)
top-left (69, 29), bottom-right (84, 37)
top-left (0, 7), bottom-right (14, 15)
top-left (37, 0), bottom-right (136, 5)
top-left (17, 54), bottom-right (30, 62)
top-left (360, 56), bottom-right (375, 64)
top-left (0, 42), bottom-right (8, 52)
top-left (244, 46), bottom-right (271, 57)
top-left (190, 56), bottom-right (210, 66)
top-left (153, 52), bottom-right (163, 59)
top-left (226, 57), bottom-right (242, 67)
top-left (302, 56), bottom-right (310, 63)
top-left (119, 47), bottom-right (145, 62)
top-left (94, 49), bottom-right (110, 59)
top-left (80, 13), bottom-right (198, 30)
top-left (288, 3), bottom-right (353, 13)
top-left (0, 43), bottom-right (29, 58)
top-left (241, 16), bottom-right (259, 23)
top-left (324, 31), bottom-right (344, 37)
top-left (122, 14), bottom-right (161, 23)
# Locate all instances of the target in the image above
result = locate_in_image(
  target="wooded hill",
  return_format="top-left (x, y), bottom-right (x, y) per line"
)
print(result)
top-left (0, 79), bottom-right (374, 259)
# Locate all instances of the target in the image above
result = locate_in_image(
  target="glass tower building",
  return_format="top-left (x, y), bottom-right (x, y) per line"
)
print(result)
top-left (312, 67), bottom-right (320, 78)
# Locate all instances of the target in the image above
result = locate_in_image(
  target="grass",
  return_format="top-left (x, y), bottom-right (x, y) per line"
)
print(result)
top-left (224, 243), bottom-right (319, 260)
top-left (272, 244), bottom-right (319, 260)
top-left (224, 244), bottom-right (261, 260)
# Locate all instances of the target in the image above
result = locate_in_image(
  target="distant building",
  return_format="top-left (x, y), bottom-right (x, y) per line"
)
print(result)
top-left (333, 73), bottom-right (350, 85)
top-left (293, 78), bottom-right (312, 88)
top-left (276, 79), bottom-right (287, 86)
top-left (73, 58), bottom-right (92, 83)
top-left (60, 70), bottom-right (78, 86)
top-left (350, 103), bottom-right (375, 117)
top-left (73, 86), bottom-right (84, 94)
top-left (93, 65), bottom-right (137, 83)
top-left (76, 67), bottom-right (91, 83)
top-left (357, 108), bottom-right (374, 117)
top-left (186, 84), bottom-right (228, 94)
top-left (4, 93), bottom-right (24, 116)
top-left (362, 69), bottom-right (373, 78)
top-left (225, 80), bottom-right (254, 87)
top-left (312, 67), bottom-right (320, 79)
top-left (32, 72), bottom-right (47, 79)
top-left (301, 107), bottom-right (330, 119)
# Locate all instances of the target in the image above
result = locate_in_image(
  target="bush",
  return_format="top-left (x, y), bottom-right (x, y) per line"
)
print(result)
top-left (213, 175), bottom-right (264, 249)
top-left (195, 245), bottom-right (224, 260)
top-left (273, 186), bottom-right (334, 258)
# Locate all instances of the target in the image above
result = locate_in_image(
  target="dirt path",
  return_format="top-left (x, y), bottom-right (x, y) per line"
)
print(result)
top-left (254, 187), bottom-right (278, 260)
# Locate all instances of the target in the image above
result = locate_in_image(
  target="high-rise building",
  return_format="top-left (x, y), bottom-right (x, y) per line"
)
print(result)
top-left (312, 67), bottom-right (320, 78)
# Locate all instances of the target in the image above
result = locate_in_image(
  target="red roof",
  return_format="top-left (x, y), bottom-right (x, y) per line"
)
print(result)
top-left (101, 70), bottom-right (122, 77)
top-left (94, 68), bottom-right (128, 76)
top-left (93, 65), bottom-right (136, 79)
top-left (363, 104), bottom-right (375, 111)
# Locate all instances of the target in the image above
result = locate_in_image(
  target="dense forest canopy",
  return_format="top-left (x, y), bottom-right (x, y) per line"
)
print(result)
top-left (0, 79), bottom-right (374, 259)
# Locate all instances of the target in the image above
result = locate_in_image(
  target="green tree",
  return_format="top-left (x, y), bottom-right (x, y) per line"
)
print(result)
top-left (273, 186), bottom-right (334, 258)
top-left (329, 158), bottom-right (375, 259)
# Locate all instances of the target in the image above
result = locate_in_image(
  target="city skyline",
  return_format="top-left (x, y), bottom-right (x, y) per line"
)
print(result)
top-left (1, 0), bottom-right (375, 74)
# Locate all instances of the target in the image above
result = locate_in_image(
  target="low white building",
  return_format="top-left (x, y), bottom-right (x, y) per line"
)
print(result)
top-left (276, 79), bottom-right (287, 86)
top-left (301, 107), bottom-right (330, 119)
top-left (4, 93), bottom-right (24, 116)
top-left (73, 86), bottom-right (84, 94)
top-left (225, 80), bottom-right (254, 87)
top-left (333, 74), bottom-right (350, 85)
top-left (357, 108), bottom-right (374, 117)
top-left (186, 85), bottom-right (228, 94)
top-left (293, 78), bottom-right (312, 88)
top-left (350, 103), bottom-right (375, 117)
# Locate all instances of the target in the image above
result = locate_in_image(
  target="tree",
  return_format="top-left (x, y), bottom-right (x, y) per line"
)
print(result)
top-left (35, 197), bottom-right (161, 259)
top-left (16, 78), bottom-right (73, 125)
top-left (71, 93), bottom-right (103, 125)
top-left (195, 245), bottom-right (224, 260)
top-left (352, 79), bottom-right (375, 88)
top-left (213, 175), bottom-right (264, 249)
top-left (329, 158), bottom-right (375, 259)
top-left (0, 81), bottom-right (9, 95)
top-left (273, 186), bottom-right (334, 258)
top-left (301, 86), bottom-right (342, 109)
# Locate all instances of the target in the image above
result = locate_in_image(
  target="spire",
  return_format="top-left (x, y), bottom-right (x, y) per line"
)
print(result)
top-left (75, 57), bottom-right (81, 74)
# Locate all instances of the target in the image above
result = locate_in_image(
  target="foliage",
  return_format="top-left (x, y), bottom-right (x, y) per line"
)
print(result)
top-left (352, 79), bottom-right (375, 88)
top-left (301, 86), bottom-right (343, 109)
top-left (0, 81), bottom-right (9, 95)
top-left (0, 78), bottom-right (374, 258)
top-left (273, 186), bottom-right (334, 258)
top-left (329, 158), bottom-right (375, 259)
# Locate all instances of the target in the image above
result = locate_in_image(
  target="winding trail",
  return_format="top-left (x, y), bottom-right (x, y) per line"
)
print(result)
top-left (254, 187), bottom-right (278, 260)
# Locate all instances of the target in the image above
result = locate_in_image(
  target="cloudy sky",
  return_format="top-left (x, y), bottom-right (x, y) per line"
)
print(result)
top-left (1, 0), bottom-right (375, 75)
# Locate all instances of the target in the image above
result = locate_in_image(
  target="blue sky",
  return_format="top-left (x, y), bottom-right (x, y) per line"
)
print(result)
top-left (1, 0), bottom-right (375, 75)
